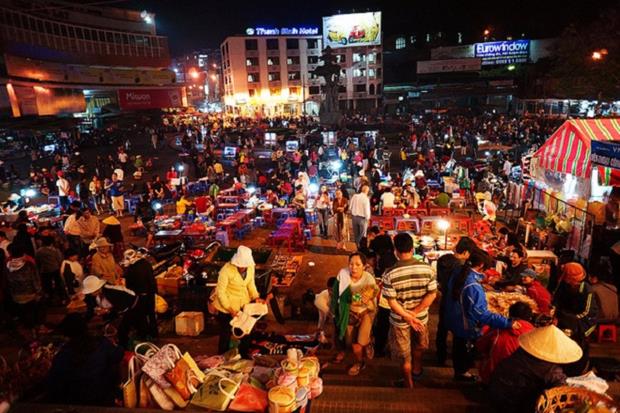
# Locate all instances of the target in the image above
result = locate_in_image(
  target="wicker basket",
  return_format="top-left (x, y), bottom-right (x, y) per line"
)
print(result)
top-left (536, 386), bottom-right (619, 412)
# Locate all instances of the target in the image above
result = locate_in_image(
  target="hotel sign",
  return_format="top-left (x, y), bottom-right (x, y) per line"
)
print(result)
top-left (245, 26), bottom-right (319, 36)
top-left (474, 40), bottom-right (530, 65)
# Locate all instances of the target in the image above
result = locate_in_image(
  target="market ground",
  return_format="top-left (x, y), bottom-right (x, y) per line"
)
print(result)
top-left (2, 221), bottom-right (620, 412)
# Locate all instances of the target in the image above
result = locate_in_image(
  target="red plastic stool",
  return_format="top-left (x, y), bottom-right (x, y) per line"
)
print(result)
top-left (597, 324), bottom-right (617, 343)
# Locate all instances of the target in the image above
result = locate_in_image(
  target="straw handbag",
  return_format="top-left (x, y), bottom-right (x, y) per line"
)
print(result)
top-left (122, 356), bottom-right (139, 408)
top-left (535, 386), bottom-right (619, 413)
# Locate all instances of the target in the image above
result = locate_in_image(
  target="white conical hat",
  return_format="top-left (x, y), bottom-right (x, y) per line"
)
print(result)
top-left (518, 325), bottom-right (583, 364)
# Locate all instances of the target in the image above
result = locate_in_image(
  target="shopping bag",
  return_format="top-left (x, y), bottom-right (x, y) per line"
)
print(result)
top-left (230, 302), bottom-right (268, 339)
top-left (138, 373), bottom-right (151, 408)
top-left (136, 342), bottom-right (182, 389)
top-left (182, 352), bottom-right (206, 383)
top-left (164, 357), bottom-right (199, 400)
top-left (228, 383), bottom-right (268, 413)
top-left (163, 385), bottom-right (189, 408)
top-left (190, 370), bottom-right (242, 411)
top-left (145, 377), bottom-right (174, 411)
top-left (122, 356), bottom-right (139, 408)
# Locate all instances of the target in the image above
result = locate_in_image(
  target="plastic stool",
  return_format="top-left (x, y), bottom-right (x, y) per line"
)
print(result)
top-left (598, 324), bottom-right (617, 343)
top-left (48, 195), bottom-right (60, 206)
top-left (215, 230), bottom-right (229, 246)
top-left (254, 216), bottom-right (265, 227)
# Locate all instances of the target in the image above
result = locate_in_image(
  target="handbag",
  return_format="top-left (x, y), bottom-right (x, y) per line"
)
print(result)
top-left (190, 370), bottom-right (242, 411)
top-left (163, 385), bottom-right (189, 408)
top-left (138, 373), bottom-right (151, 408)
top-left (122, 356), bottom-right (139, 408)
top-left (228, 383), bottom-right (268, 413)
top-left (164, 358), bottom-right (199, 400)
top-left (230, 302), bottom-right (269, 339)
top-left (145, 377), bottom-right (175, 411)
top-left (136, 342), bottom-right (182, 389)
top-left (182, 352), bottom-right (206, 383)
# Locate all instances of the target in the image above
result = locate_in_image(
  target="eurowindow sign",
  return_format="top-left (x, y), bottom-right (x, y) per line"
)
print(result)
top-left (245, 26), bottom-right (319, 36)
top-left (474, 40), bottom-right (530, 66)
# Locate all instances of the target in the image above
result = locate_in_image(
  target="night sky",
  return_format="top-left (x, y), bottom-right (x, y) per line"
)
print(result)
top-left (121, 0), bottom-right (616, 55)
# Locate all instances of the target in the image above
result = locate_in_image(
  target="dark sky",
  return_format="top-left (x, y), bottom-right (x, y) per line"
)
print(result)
top-left (122, 0), bottom-right (616, 55)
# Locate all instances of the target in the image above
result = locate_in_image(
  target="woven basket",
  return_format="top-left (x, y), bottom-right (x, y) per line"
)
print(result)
top-left (535, 386), bottom-right (619, 413)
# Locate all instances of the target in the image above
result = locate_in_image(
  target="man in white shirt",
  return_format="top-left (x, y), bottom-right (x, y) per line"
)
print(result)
top-left (56, 171), bottom-right (70, 210)
top-left (78, 208), bottom-right (100, 248)
top-left (118, 149), bottom-right (128, 167)
top-left (503, 158), bottom-right (513, 177)
top-left (381, 187), bottom-right (396, 210)
top-left (64, 208), bottom-right (82, 253)
top-left (349, 184), bottom-right (371, 249)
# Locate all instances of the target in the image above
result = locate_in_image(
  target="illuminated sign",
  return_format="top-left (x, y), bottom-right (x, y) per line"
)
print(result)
top-left (245, 26), bottom-right (319, 36)
top-left (322, 12), bottom-right (381, 48)
top-left (474, 40), bottom-right (530, 66)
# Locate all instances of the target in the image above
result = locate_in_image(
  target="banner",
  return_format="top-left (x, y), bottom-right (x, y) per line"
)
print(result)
top-left (590, 140), bottom-right (620, 170)
top-left (474, 40), bottom-right (530, 66)
top-left (322, 12), bottom-right (381, 48)
top-left (118, 88), bottom-right (184, 110)
top-left (417, 58), bottom-right (481, 74)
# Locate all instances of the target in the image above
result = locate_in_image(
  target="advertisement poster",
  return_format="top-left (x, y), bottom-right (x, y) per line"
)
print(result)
top-left (118, 88), bottom-right (183, 110)
top-left (417, 58), bottom-right (482, 74)
top-left (474, 40), bottom-right (530, 65)
top-left (322, 12), bottom-right (381, 48)
top-left (591, 140), bottom-right (620, 170)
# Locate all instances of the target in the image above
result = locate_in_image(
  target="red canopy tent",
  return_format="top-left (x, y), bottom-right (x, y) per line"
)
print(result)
top-left (532, 119), bottom-right (620, 186)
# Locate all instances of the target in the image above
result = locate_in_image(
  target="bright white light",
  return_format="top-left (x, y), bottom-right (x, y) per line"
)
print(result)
top-left (309, 183), bottom-right (319, 194)
top-left (177, 165), bottom-right (185, 172)
top-left (247, 186), bottom-right (256, 194)
top-left (173, 68), bottom-right (179, 73)
top-left (437, 219), bottom-right (450, 231)
top-left (24, 189), bottom-right (36, 198)
top-left (485, 151), bottom-right (491, 156)
top-left (330, 160), bottom-right (342, 171)
top-left (140, 10), bottom-right (153, 24)
top-left (154, 202), bottom-right (163, 210)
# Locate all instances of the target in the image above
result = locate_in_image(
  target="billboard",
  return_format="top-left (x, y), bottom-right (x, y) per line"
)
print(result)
top-left (322, 12), bottom-right (381, 48)
top-left (118, 88), bottom-right (184, 110)
top-left (474, 40), bottom-right (530, 66)
top-left (591, 141), bottom-right (620, 170)
top-left (417, 58), bottom-right (482, 74)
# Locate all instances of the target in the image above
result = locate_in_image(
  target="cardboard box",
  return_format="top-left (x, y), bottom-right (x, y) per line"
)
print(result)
top-left (156, 274), bottom-right (183, 296)
top-left (175, 311), bottom-right (205, 336)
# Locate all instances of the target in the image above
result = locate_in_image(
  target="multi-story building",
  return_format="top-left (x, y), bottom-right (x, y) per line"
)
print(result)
top-left (172, 49), bottom-right (222, 106)
top-left (0, 0), bottom-right (184, 118)
top-left (221, 27), bottom-right (323, 117)
top-left (322, 12), bottom-right (383, 113)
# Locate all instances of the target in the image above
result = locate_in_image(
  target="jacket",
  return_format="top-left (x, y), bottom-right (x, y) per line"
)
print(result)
top-left (554, 281), bottom-right (598, 339)
top-left (489, 349), bottom-right (566, 413)
top-left (6, 256), bottom-right (41, 304)
top-left (35, 246), bottom-right (63, 273)
top-left (213, 263), bottom-right (259, 314)
top-left (476, 320), bottom-right (535, 383)
top-left (444, 268), bottom-right (511, 339)
top-left (91, 253), bottom-right (120, 285)
top-left (525, 280), bottom-right (552, 315)
top-left (85, 284), bottom-right (137, 319)
top-left (124, 258), bottom-right (156, 295)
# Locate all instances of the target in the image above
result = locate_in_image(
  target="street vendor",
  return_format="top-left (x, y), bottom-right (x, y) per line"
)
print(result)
top-left (495, 248), bottom-right (529, 289)
top-left (212, 245), bottom-right (262, 354)
top-left (488, 325), bottom-right (583, 413)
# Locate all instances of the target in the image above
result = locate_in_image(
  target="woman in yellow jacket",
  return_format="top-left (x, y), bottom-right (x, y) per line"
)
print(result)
top-left (213, 245), bottom-right (262, 353)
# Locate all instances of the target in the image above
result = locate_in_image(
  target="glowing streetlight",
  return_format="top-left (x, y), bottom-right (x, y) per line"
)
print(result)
top-left (189, 68), bottom-right (200, 80)
top-left (483, 29), bottom-right (491, 36)
top-left (507, 64), bottom-right (516, 71)
top-left (592, 51), bottom-right (603, 61)
top-left (437, 219), bottom-right (450, 249)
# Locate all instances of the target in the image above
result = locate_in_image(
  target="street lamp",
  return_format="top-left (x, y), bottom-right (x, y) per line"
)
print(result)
top-left (437, 219), bottom-right (450, 249)
top-left (592, 51), bottom-right (603, 61)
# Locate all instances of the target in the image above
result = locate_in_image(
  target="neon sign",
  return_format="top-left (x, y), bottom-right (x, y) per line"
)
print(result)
top-left (246, 26), bottom-right (319, 36)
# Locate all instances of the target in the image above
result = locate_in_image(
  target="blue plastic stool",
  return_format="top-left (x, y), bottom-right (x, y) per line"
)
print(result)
top-left (215, 230), bottom-right (230, 246)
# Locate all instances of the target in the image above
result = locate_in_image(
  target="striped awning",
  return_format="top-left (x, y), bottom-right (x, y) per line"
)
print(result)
top-left (532, 119), bottom-right (620, 186)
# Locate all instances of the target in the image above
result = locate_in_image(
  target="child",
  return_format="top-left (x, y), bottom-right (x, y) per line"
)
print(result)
top-left (520, 269), bottom-right (552, 315)
top-left (314, 277), bottom-right (336, 343)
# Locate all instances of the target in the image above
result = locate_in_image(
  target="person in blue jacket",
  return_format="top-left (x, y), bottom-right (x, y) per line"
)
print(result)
top-left (444, 250), bottom-right (517, 381)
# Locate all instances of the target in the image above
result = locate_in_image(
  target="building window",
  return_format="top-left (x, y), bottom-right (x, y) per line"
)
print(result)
top-left (354, 84), bottom-right (366, 93)
top-left (307, 55), bottom-right (319, 64)
top-left (288, 72), bottom-right (300, 81)
top-left (268, 57), bottom-right (280, 66)
top-left (410, 35), bottom-right (416, 44)
top-left (376, 68), bottom-right (382, 78)
top-left (368, 53), bottom-right (376, 63)
top-left (368, 68), bottom-right (376, 77)
top-left (369, 84), bottom-right (375, 95)
top-left (338, 85), bottom-right (347, 93)
top-left (249, 89), bottom-right (256, 97)
top-left (309, 86), bottom-right (320, 95)
top-left (352, 53), bottom-right (364, 63)
top-left (245, 39), bottom-right (258, 50)
top-left (376, 53), bottom-right (382, 63)
top-left (336, 54), bottom-right (346, 63)
top-left (307, 39), bottom-right (318, 49)
top-left (289, 87), bottom-right (300, 95)
top-left (353, 68), bottom-right (366, 78)
top-left (286, 38), bottom-right (299, 49)
top-left (246, 57), bottom-right (258, 66)
top-left (395, 37), bottom-right (406, 50)
top-left (270, 88), bottom-right (281, 96)
top-left (268, 72), bottom-right (280, 81)
top-left (309, 72), bottom-right (320, 80)
top-left (248, 73), bottom-right (260, 83)
top-left (266, 39), bottom-right (279, 50)
top-left (286, 56), bottom-right (300, 65)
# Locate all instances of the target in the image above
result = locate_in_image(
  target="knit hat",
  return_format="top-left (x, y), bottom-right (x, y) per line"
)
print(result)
top-left (562, 262), bottom-right (586, 285)
top-left (518, 325), bottom-right (583, 364)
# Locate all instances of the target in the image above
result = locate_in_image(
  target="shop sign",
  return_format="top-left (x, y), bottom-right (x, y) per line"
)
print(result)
top-left (118, 88), bottom-right (183, 110)
top-left (322, 12), bottom-right (381, 48)
top-left (474, 40), bottom-right (530, 65)
top-left (245, 26), bottom-right (319, 36)
top-left (591, 140), bottom-right (620, 170)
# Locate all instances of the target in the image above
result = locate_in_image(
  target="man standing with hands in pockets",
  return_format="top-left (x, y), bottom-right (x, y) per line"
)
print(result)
top-left (382, 233), bottom-right (437, 388)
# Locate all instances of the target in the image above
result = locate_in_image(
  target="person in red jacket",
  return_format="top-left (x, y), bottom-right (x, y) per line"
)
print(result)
top-left (520, 268), bottom-right (552, 315)
top-left (476, 301), bottom-right (535, 383)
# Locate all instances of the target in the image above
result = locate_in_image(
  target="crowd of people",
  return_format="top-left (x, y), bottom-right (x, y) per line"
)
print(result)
top-left (0, 110), bottom-right (617, 411)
